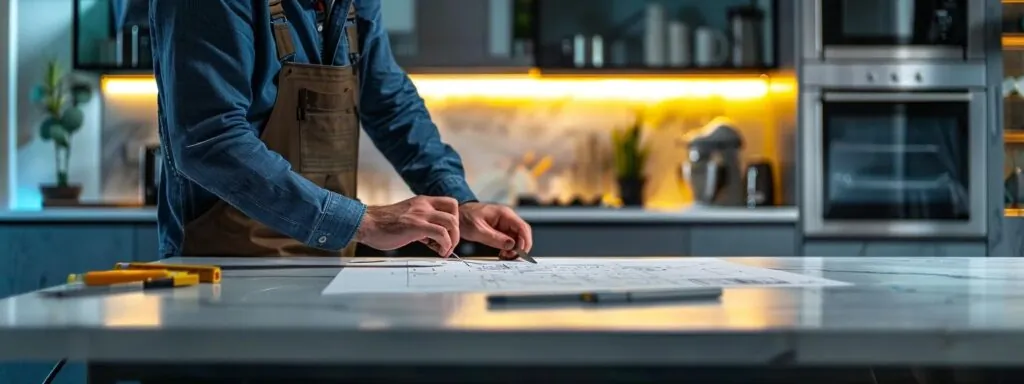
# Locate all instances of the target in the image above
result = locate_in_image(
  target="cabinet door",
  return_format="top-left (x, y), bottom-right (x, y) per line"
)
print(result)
top-left (391, 0), bottom-right (530, 68)
top-left (75, 0), bottom-right (151, 70)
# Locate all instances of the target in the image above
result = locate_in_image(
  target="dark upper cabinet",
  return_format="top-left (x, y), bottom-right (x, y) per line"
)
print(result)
top-left (73, 0), bottom-right (531, 72)
top-left (74, 0), bottom-right (150, 71)
top-left (387, 0), bottom-right (532, 69)
top-left (533, 0), bottom-right (778, 71)
top-left (73, 0), bottom-right (775, 73)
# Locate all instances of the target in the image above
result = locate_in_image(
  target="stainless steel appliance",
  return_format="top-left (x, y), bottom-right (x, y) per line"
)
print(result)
top-left (801, 84), bottom-right (987, 237)
top-left (141, 145), bottom-right (162, 206)
top-left (745, 160), bottom-right (774, 207)
top-left (683, 120), bottom-right (745, 206)
top-left (800, 0), bottom-right (984, 61)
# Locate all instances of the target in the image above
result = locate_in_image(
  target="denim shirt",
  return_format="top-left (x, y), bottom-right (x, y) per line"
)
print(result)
top-left (150, 0), bottom-right (476, 257)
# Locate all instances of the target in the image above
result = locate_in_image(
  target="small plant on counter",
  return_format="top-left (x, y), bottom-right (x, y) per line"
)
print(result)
top-left (611, 116), bottom-right (650, 207)
top-left (30, 60), bottom-right (93, 204)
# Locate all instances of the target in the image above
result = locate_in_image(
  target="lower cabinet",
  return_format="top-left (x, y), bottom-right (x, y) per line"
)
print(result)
top-left (0, 222), bottom-right (158, 384)
top-left (356, 223), bottom-right (799, 257)
top-left (802, 240), bottom-right (988, 256)
top-left (690, 225), bottom-right (798, 257)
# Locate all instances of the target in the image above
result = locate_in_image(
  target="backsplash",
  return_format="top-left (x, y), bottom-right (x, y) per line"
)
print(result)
top-left (100, 74), bottom-right (796, 208)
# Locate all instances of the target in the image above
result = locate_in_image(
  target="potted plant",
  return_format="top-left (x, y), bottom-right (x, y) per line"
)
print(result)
top-left (611, 117), bottom-right (650, 207)
top-left (30, 60), bottom-right (93, 205)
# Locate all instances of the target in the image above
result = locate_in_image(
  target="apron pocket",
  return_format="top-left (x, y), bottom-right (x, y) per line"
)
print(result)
top-left (297, 88), bottom-right (359, 174)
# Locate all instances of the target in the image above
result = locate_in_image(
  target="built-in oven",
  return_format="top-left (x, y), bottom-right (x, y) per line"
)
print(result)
top-left (800, 0), bottom-right (985, 61)
top-left (801, 89), bottom-right (987, 237)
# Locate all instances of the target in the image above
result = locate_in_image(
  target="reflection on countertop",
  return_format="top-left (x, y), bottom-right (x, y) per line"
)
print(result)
top-left (0, 205), bottom-right (798, 224)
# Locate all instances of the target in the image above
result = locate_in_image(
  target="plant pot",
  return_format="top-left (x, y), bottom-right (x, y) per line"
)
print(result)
top-left (40, 184), bottom-right (83, 207)
top-left (617, 177), bottom-right (645, 207)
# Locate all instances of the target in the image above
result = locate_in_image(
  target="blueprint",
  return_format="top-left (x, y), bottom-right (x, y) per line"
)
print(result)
top-left (321, 258), bottom-right (849, 295)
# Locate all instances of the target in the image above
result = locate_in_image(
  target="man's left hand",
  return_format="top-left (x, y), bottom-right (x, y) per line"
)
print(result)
top-left (459, 202), bottom-right (533, 260)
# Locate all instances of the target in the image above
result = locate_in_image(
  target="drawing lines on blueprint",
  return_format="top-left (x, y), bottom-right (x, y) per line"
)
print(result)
top-left (320, 258), bottom-right (850, 295)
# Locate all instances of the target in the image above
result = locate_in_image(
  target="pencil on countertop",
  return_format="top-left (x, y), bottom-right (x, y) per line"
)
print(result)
top-left (114, 262), bottom-right (221, 283)
top-left (67, 270), bottom-right (172, 286)
top-left (51, 271), bottom-right (200, 298)
top-left (142, 273), bottom-right (200, 289)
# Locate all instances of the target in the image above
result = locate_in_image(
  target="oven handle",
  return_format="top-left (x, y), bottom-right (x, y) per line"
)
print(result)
top-left (822, 92), bottom-right (973, 102)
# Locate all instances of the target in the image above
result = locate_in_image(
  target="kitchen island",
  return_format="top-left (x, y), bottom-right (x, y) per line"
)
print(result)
top-left (0, 206), bottom-right (796, 383)
top-left (1, 256), bottom-right (1021, 383)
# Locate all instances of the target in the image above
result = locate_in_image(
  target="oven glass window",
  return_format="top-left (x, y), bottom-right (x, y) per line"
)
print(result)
top-left (821, 0), bottom-right (966, 46)
top-left (822, 100), bottom-right (970, 220)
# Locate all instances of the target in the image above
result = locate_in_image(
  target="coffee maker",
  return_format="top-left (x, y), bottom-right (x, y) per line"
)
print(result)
top-left (683, 118), bottom-right (745, 206)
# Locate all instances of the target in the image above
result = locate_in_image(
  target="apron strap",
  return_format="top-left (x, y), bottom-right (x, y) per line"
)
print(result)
top-left (269, 0), bottom-right (296, 61)
top-left (346, 2), bottom-right (361, 68)
top-left (267, 0), bottom-right (360, 65)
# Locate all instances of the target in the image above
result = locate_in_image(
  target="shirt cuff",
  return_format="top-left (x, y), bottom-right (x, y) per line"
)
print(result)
top-left (307, 191), bottom-right (367, 250)
top-left (426, 175), bottom-right (478, 205)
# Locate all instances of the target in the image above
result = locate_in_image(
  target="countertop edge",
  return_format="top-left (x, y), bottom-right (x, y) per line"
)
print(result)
top-left (0, 206), bottom-right (798, 224)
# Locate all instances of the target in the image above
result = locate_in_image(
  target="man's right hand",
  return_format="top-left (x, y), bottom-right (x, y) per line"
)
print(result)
top-left (354, 196), bottom-right (460, 257)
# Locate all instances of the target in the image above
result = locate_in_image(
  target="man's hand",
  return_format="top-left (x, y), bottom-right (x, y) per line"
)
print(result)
top-left (459, 202), bottom-right (533, 260)
top-left (355, 196), bottom-right (460, 257)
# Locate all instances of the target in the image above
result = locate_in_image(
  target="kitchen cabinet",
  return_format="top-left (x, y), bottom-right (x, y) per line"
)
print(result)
top-left (0, 222), bottom-right (159, 299)
top-left (72, 0), bottom-right (530, 72)
top-left (690, 225), bottom-right (796, 256)
top-left (533, 0), bottom-right (777, 72)
top-left (0, 221), bottom-right (158, 384)
top-left (528, 223), bottom-right (691, 256)
top-left (390, 0), bottom-right (531, 69)
top-left (802, 240), bottom-right (987, 257)
top-left (74, 0), bottom-right (149, 71)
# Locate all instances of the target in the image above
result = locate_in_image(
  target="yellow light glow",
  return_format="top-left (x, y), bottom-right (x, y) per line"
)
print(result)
top-left (1005, 35), bottom-right (1024, 50)
top-left (102, 72), bottom-right (775, 101)
top-left (102, 294), bottom-right (163, 327)
top-left (102, 76), bottom-right (159, 95)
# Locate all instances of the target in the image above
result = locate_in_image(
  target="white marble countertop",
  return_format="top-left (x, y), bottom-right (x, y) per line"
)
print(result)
top-left (0, 256), bottom-right (1019, 365)
top-left (0, 205), bottom-right (797, 224)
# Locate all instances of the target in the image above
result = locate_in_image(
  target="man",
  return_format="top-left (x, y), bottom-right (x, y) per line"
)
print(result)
top-left (149, 0), bottom-right (532, 259)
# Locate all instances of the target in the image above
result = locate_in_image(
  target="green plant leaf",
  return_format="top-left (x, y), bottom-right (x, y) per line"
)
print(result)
top-left (46, 61), bottom-right (62, 89)
top-left (29, 85), bottom-right (47, 103)
top-left (610, 123), bottom-right (650, 178)
top-left (38, 118), bottom-right (61, 141)
top-left (60, 107), bottom-right (85, 132)
top-left (50, 126), bottom-right (70, 147)
top-left (71, 83), bottom-right (93, 105)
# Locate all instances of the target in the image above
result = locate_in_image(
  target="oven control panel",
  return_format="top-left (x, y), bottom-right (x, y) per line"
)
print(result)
top-left (802, 63), bottom-right (987, 88)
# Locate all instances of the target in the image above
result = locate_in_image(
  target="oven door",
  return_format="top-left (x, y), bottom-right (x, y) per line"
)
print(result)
top-left (802, 90), bottom-right (987, 238)
top-left (800, 0), bottom-right (985, 61)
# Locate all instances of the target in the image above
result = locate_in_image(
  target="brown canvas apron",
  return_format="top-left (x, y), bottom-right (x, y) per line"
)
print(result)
top-left (180, 0), bottom-right (360, 257)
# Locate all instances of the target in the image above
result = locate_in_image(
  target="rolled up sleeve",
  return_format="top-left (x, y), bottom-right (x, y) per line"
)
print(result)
top-left (151, 0), bottom-right (365, 250)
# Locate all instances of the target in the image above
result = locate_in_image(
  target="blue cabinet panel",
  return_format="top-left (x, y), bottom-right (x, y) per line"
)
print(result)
top-left (0, 223), bottom-right (158, 384)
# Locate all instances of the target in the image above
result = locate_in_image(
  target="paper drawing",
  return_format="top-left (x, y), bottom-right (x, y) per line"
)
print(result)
top-left (321, 258), bottom-right (849, 295)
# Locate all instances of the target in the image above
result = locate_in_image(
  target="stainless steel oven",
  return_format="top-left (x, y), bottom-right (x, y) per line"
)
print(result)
top-left (800, 0), bottom-right (985, 61)
top-left (801, 89), bottom-right (987, 237)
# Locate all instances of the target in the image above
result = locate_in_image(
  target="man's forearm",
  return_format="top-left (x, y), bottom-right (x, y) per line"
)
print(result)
top-left (175, 133), bottom-right (367, 250)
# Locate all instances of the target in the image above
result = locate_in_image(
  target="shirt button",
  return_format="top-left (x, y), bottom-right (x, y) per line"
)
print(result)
top-left (317, 236), bottom-right (328, 244)
top-left (317, 24), bottom-right (324, 32)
